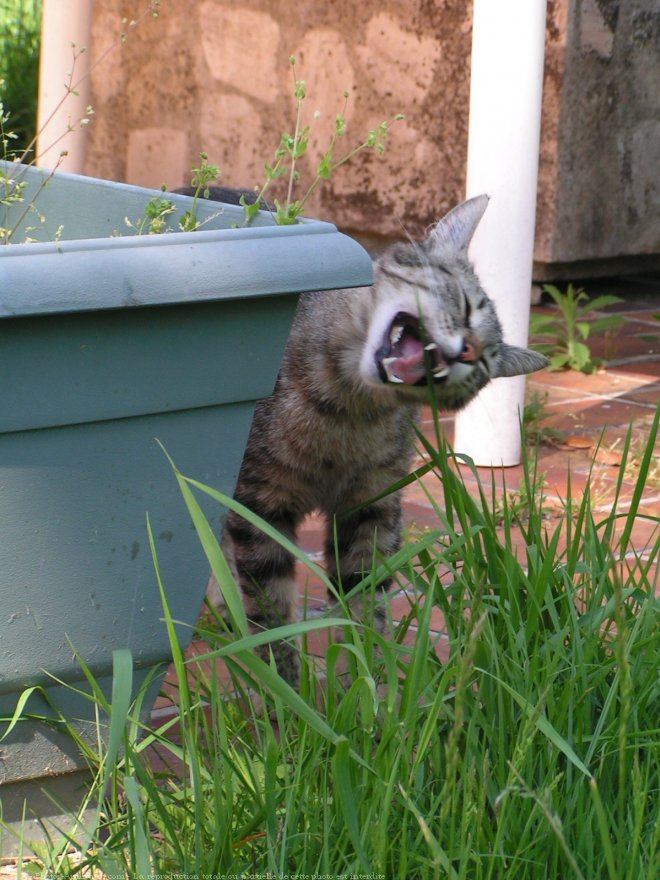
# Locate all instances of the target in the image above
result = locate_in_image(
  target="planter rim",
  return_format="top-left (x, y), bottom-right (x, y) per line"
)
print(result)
top-left (0, 214), bottom-right (336, 255)
top-left (0, 164), bottom-right (374, 317)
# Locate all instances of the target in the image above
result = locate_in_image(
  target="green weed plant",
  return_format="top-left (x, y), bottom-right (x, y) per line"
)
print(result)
top-left (0, 1), bottom-right (161, 244)
top-left (522, 390), bottom-right (565, 447)
top-left (530, 284), bottom-right (624, 373)
top-left (239, 56), bottom-right (403, 227)
top-left (3, 40), bottom-right (402, 244)
top-left (2, 407), bottom-right (658, 879)
top-left (128, 56), bottom-right (403, 235)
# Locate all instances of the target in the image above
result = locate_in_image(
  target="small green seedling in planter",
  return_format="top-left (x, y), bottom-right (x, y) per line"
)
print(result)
top-left (125, 153), bottom-right (221, 235)
top-left (178, 152), bottom-right (221, 231)
top-left (124, 194), bottom-right (176, 235)
top-left (4, 41), bottom-right (403, 241)
top-left (128, 57), bottom-right (403, 235)
top-left (529, 284), bottom-right (624, 373)
top-left (240, 56), bottom-right (404, 227)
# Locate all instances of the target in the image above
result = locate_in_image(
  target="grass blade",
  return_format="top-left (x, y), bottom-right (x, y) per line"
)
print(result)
top-left (332, 737), bottom-right (371, 871)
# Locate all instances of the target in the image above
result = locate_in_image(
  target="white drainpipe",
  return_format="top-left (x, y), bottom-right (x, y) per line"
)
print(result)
top-left (36, 0), bottom-right (93, 172)
top-left (454, 0), bottom-right (548, 466)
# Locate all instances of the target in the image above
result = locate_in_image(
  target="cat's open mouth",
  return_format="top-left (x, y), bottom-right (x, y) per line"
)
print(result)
top-left (376, 312), bottom-right (451, 386)
top-left (376, 312), bottom-right (481, 387)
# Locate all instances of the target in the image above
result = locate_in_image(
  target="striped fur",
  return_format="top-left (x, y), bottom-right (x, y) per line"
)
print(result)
top-left (211, 195), bottom-right (547, 686)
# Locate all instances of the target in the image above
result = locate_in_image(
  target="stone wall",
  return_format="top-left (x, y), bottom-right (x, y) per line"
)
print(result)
top-left (84, 0), bottom-right (660, 275)
top-left (536, 0), bottom-right (660, 275)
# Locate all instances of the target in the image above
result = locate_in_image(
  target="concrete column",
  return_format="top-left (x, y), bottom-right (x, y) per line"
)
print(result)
top-left (36, 0), bottom-right (93, 172)
top-left (454, 0), bottom-right (548, 466)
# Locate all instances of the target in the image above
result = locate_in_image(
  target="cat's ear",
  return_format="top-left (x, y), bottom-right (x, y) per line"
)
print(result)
top-left (492, 343), bottom-right (549, 377)
top-left (426, 194), bottom-right (489, 258)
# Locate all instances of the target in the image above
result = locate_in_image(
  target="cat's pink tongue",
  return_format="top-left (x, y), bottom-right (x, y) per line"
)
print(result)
top-left (390, 337), bottom-right (426, 384)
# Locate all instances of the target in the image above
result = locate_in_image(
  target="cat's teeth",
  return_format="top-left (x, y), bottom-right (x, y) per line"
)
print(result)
top-left (424, 342), bottom-right (438, 351)
top-left (390, 325), bottom-right (404, 346)
top-left (432, 365), bottom-right (449, 378)
top-left (381, 358), bottom-right (404, 383)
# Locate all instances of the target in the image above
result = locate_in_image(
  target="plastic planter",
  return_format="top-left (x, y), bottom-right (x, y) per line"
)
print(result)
top-left (0, 163), bottom-right (373, 837)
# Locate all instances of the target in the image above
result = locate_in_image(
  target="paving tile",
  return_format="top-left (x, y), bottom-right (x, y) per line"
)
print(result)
top-left (572, 320), bottom-right (660, 364)
top-left (526, 382), bottom-right (599, 407)
top-left (528, 369), bottom-right (652, 396)
top-left (608, 360), bottom-right (660, 379)
top-left (619, 383), bottom-right (660, 406)
top-left (627, 309), bottom-right (660, 324)
top-left (541, 397), bottom-right (655, 431)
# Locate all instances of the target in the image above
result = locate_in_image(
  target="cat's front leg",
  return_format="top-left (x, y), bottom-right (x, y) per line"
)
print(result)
top-left (224, 508), bottom-right (301, 689)
top-left (324, 494), bottom-right (403, 635)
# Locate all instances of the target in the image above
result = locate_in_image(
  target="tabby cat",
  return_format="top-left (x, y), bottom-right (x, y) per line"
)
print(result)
top-left (205, 194), bottom-right (547, 686)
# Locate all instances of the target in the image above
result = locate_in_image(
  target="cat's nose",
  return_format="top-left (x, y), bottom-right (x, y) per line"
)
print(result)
top-left (445, 335), bottom-right (481, 365)
top-left (459, 338), bottom-right (480, 363)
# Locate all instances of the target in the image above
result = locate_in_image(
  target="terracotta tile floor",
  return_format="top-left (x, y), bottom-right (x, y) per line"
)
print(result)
top-left (157, 279), bottom-right (660, 707)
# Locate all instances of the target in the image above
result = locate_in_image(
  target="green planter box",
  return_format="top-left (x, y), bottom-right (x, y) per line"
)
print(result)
top-left (0, 164), bottom-right (372, 829)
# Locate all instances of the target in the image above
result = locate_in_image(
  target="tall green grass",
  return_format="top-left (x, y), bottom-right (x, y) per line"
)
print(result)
top-left (3, 408), bottom-right (659, 878)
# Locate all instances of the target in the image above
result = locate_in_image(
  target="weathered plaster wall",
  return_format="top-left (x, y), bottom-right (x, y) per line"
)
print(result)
top-left (84, 0), bottom-right (660, 274)
top-left (539, 0), bottom-right (660, 273)
top-left (86, 0), bottom-right (473, 244)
